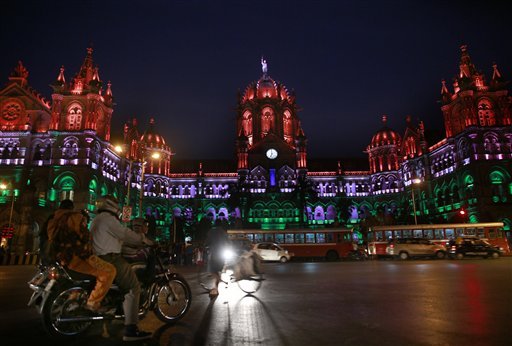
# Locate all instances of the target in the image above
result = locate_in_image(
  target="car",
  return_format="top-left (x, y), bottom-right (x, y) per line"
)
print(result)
top-left (385, 238), bottom-right (447, 260)
top-left (252, 242), bottom-right (293, 263)
top-left (449, 238), bottom-right (503, 259)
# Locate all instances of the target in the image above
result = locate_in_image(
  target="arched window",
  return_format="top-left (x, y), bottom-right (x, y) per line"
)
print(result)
top-left (261, 107), bottom-right (274, 136)
top-left (478, 99), bottom-right (496, 126)
top-left (67, 103), bottom-right (83, 130)
top-left (490, 170), bottom-right (507, 203)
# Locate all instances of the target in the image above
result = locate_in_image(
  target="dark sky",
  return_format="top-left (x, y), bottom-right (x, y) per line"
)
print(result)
top-left (2, 0), bottom-right (511, 160)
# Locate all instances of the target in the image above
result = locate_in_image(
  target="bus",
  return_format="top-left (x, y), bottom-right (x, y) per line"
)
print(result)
top-left (367, 222), bottom-right (510, 258)
top-left (227, 228), bottom-right (355, 261)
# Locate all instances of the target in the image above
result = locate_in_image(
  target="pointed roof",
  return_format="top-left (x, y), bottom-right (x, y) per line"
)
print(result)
top-left (76, 47), bottom-right (95, 84)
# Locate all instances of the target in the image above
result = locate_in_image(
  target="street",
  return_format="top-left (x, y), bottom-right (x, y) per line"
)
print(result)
top-left (1, 258), bottom-right (511, 346)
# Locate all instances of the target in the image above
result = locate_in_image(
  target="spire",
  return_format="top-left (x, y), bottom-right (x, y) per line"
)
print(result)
top-left (57, 66), bottom-right (66, 83)
top-left (441, 79), bottom-right (452, 103)
top-left (92, 66), bottom-right (100, 81)
top-left (105, 81), bottom-right (112, 96)
top-left (8, 61), bottom-right (29, 87)
top-left (492, 63), bottom-right (502, 81)
top-left (441, 79), bottom-right (449, 94)
top-left (77, 47), bottom-right (95, 83)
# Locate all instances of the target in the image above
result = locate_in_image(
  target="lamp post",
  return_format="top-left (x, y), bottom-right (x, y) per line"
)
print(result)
top-left (411, 178), bottom-right (421, 225)
top-left (138, 148), bottom-right (161, 217)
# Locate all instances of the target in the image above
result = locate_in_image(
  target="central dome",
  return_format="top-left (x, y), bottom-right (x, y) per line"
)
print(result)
top-left (140, 117), bottom-right (167, 148)
top-left (369, 115), bottom-right (401, 149)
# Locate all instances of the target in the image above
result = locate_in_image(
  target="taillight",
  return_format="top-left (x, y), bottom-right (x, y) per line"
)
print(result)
top-left (389, 244), bottom-right (394, 249)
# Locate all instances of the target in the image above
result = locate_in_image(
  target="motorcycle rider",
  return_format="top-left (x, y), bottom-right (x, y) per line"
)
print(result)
top-left (47, 199), bottom-right (116, 315)
top-left (122, 218), bottom-right (156, 281)
top-left (90, 196), bottom-right (153, 341)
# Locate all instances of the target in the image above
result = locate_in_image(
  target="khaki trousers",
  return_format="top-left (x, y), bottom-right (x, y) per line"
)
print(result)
top-left (68, 254), bottom-right (117, 309)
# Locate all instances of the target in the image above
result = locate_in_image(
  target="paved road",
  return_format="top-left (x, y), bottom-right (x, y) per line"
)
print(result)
top-left (1, 258), bottom-right (511, 345)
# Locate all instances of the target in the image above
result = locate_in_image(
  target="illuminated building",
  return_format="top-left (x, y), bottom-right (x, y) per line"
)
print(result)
top-left (0, 46), bottom-right (510, 254)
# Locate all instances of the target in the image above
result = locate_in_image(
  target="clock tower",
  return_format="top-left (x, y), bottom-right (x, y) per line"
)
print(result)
top-left (236, 58), bottom-right (307, 175)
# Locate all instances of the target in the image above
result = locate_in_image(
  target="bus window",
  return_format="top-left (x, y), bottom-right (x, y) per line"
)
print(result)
top-left (413, 229), bottom-right (422, 238)
top-left (264, 233), bottom-right (274, 242)
top-left (393, 230), bottom-right (402, 238)
top-left (285, 233), bottom-right (294, 243)
top-left (465, 228), bottom-right (476, 236)
top-left (246, 234), bottom-right (254, 243)
top-left (306, 233), bottom-right (315, 243)
top-left (445, 229), bottom-right (454, 239)
top-left (477, 228), bottom-right (485, 238)
top-left (434, 229), bottom-right (444, 239)
top-left (375, 231), bottom-right (383, 241)
top-left (275, 233), bottom-right (284, 243)
top-left (385, 231), bottom-right (393, 240)
top-left (295, 233), bottom-right (304, 243)
top-left (424, 230), bottom-right (433, 239)
top-left (403, 230), bottom-right (412, 238)
top-left (456, 228), bottom-right (464, 237)
top-left (317, 233), bottom-right (326, 243)
top-left (326, 232), bottom-right (334, 243)
top-left (254, 233), bottom-right (264, 243)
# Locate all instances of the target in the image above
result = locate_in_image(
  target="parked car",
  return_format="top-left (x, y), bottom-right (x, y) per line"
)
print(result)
top-left (386, 238), bottom-right (447, 260)
top-left (253, 242), bottom-right (293, 263)
top-left (449, 238), bottom-right (503, 259)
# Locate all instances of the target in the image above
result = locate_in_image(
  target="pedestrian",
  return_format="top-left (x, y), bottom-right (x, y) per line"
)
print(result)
top-left (47, 199), bottom-right (116, 315)
top-left (205, 219), bottom-right (229, 297)
top-left (90, 196), bottom-right (153, 341)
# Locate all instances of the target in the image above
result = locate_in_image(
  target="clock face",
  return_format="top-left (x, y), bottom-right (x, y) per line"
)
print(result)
top-left (266, 148), bottom-right (278, 159)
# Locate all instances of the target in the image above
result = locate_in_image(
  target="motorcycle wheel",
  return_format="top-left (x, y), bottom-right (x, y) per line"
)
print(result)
top-left (154, 274), bottom-right (192, 323)
top-left (42, 285), bottom-right (92, 338)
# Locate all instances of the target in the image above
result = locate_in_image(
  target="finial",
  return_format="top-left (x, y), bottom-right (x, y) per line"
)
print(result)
top-left (382, 115), bottom-right (388, 124)
top-left (149, 117), bottom-right (155, 125)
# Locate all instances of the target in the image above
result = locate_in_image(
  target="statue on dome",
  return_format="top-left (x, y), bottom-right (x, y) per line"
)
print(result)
top-left (261, 57), bottom-right (268, 74)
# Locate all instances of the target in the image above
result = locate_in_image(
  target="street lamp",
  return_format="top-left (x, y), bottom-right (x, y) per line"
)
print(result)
top-left (0, 182), bottom-right (15, 238)
top-left (411, 178), bottom-right (421, 225)
top-left (138, 148), bottom-right (161, 217)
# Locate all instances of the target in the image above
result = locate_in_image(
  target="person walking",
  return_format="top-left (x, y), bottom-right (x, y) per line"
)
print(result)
top-left (205, 219), bottom-right (229, 297)
top-left (90, 196), bottom-right (153, 341)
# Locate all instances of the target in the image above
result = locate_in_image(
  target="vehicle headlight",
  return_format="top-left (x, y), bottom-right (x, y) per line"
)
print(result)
top-left (222, 248), bottom-right (236, 261)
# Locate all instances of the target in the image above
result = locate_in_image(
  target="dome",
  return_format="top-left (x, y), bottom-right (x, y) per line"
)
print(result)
top-left (242, 76), bottom-right (291, 102)
top-left (140, 117), bottom-right (167, 148)
top-left (369, 116), bottom-right (401, 149)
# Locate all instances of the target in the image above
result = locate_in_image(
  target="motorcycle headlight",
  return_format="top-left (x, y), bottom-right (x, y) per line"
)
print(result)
top-left (48, 266), bottom-right (60, 280)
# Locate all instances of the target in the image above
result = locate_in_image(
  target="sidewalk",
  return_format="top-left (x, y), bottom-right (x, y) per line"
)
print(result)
top-left (0, 253), bottom-right (39, 265)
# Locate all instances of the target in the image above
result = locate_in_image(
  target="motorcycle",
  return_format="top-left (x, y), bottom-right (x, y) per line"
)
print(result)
top-left (27, 247), bottom-right (192, 338)
top-left (347, 245), bottom-right (369, 261)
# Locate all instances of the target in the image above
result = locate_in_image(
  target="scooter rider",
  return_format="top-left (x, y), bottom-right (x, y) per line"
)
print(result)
top-left (90, 195), bottom-right (154, 342)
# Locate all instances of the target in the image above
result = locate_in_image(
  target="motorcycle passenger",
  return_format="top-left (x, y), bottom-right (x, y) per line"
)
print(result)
top-left (205, 218), bottom-right (229, 297)
top-left (122, 218), bottom-right (156, 282)
top-left (47, 199), bottom-right (116, 315)
top-left (90, 196), bottom-right (153, 342)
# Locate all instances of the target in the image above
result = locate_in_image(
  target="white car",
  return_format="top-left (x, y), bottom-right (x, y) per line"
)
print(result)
top-left (253, 242), bottom-right (293, 263)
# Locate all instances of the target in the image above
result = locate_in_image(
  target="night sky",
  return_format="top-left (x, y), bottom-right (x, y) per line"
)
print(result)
top-left (2, 0), bottom-right (511, 161)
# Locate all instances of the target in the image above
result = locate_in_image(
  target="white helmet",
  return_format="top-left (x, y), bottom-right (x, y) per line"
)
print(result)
top-left (97, 195), bottom-right (120, 215)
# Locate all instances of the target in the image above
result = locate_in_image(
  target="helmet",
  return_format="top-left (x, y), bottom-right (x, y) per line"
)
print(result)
top-left (97, 195), bottom-right (120, 214)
